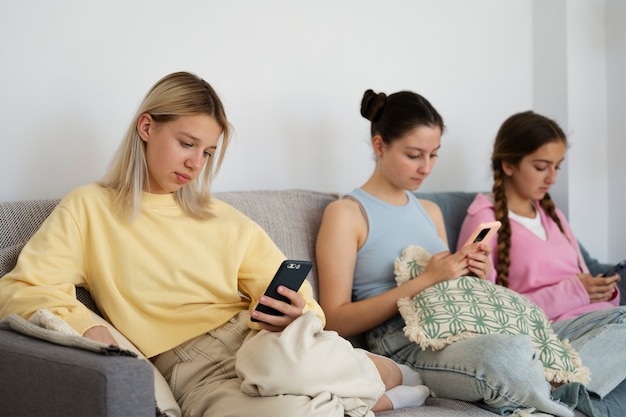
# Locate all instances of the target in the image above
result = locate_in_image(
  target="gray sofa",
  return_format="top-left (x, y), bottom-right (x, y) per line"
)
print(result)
top-left (0, 189), bottom-right (617, 417)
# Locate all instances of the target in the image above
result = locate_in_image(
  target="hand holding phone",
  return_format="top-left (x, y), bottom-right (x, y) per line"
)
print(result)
top-left (602, 260), bottom-right (626, 277)
top-left (461, 221), bottom-right (502, 249)
top-left (251, 260), bottom-right (312, 323)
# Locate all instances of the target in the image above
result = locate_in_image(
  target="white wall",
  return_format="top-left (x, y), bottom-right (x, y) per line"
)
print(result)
top-left (605, 0), bottom-right (626, 262)
top-left (566, 1), bottom-right (611, 262)
top-left (532, 0), bottom-right (569, 218)
top-left (563, 0), bottom-right (626, 263)
top-left (0, 0), bottom-right (622, 261)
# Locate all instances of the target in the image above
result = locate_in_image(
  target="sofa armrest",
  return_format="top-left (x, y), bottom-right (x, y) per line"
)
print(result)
top-left (0, 327), bottom-right (155, 417)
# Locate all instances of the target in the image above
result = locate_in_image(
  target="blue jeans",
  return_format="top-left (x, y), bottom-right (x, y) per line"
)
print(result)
top-left (552, 306), bottom-right (626, 398)
top-left (552, 378), bottom-right (626, 417)
top-left (367, 314), bottom-right (574, 417)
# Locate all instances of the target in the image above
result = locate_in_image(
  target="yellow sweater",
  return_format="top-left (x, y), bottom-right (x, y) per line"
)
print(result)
top-left (0, 184), bottom-right (324, 357)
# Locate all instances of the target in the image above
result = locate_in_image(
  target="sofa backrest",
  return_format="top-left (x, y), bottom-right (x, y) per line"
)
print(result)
top-left (415, 191), bottom-right (478, 250)
top-left (214, 189), bottom-right (339, 299)
top-left (0, 190), bottom-right (340, 305)
top-left (0, 189), bottom-right (481, 308)
top-left (0, 199), bottom-right (61, 277)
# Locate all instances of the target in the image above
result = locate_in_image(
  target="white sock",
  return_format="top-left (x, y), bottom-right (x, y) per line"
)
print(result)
top-left (397, 363), bottom-right (424, 386)
top-left (385, 385), bottom-right (430, 409)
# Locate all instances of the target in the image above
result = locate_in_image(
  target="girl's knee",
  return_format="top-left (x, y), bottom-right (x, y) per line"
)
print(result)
top-left (366, 352), bottom-right (402, 390)
top-left (476, 333), bottom-right (540, 376)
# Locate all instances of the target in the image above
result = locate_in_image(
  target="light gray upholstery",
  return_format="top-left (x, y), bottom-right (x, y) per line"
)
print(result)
top-left (0, 189), bottom-right (609, 416)
top-left (0, 329), bottom-right (155, 417)
top-left (216, 189), bottom-right (339, 300)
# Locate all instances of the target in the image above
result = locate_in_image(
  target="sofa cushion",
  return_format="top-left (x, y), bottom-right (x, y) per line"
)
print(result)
top-left (0, 199), bottom-right (60, 248)
top-left (0, 242), bottom-right (25, 277)
top-left (0, 199), bottom-right (60, 277)
top-left (215, 189), bottom-right (339, 298)
top-left (395, 245), bottom-right (590, 385)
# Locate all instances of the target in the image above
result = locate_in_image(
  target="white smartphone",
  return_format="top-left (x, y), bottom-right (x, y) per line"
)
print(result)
top-left (461, 221), bottom-right (502, 249)
top-left (251, 260), bottom-right (313, 323)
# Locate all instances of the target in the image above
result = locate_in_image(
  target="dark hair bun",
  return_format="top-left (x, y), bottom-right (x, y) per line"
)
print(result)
top-left (360, 89), bottom-right (387, 122)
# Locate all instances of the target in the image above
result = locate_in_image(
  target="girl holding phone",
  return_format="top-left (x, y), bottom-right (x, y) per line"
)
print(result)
top-left (458, 110), bottom-right (626, 416)
top-left (0, 72), bottom-right (432, 416)
top-left (316, 90), bottom-right (574, 416)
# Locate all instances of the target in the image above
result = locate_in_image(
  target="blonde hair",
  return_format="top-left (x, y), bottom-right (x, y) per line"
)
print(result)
top-left (100, 72), bottom-right (231, 221)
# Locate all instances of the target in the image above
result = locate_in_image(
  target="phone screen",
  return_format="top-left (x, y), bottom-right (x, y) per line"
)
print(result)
top-left (473, 228), bottom-right (491, 243)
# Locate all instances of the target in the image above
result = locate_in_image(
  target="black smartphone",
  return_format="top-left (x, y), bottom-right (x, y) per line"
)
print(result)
top-left (460, 221), bottom-right (501, 249)
top-left (250, 260), bottom-right (313, 322)
top-left (601, 260), bottom-right (626, 277)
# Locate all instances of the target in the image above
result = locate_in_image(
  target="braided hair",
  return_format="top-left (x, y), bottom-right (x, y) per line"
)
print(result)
top-left (491, 111), bottom-right (567, 287)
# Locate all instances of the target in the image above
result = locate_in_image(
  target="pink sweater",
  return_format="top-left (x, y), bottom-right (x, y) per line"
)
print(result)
top-left (457, 193), bottom-right (619, 322)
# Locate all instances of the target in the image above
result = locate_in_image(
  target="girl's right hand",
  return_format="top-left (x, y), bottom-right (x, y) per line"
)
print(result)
top-left (422, 248), bottom-right (472, 285)
top-left (251, 285), bottom-right (306, 332)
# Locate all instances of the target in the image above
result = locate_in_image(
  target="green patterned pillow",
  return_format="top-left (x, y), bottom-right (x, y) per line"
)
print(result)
top-left (395, 245), bottom-right (590, 384)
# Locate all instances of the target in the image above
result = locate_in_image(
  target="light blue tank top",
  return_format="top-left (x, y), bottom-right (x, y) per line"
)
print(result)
top-left (348, 188), bottom-right (448, 301)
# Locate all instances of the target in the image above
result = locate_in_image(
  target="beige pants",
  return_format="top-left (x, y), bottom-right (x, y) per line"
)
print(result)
top-left (152, 311), bottom-right (384, 417)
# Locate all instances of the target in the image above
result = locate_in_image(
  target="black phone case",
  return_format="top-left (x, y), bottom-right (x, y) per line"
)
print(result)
top-left (602, 260), bottom-right (626, 277)
top-left (251, 260), bottom-right (313, 322)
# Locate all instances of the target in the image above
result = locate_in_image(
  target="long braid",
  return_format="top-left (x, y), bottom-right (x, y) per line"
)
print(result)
top-left (539, 193), bottom-right (565, 234)
top-left (540, 193), bottom-right (583, 271)
top-left (492, 167), bottom-right (512, 287)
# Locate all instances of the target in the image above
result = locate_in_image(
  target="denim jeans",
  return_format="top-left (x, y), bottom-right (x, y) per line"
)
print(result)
top-left (367, 314), bottom-right (574, 417)
top-left (552, 378), bottom-right (626, 417)
top-left (552, 306), bottom-right (626, 398)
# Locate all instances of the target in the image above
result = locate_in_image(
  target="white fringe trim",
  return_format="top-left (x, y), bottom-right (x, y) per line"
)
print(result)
top-left (398, 296), bottom-right (591, 384)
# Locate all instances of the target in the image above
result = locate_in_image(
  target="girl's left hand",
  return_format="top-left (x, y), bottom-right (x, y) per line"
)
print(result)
top-left (578, 273), bottom-right (620, 302)
top-left (251, 285), bottom-right (306, 332)
top-left (466, 243), bottom-right (492, 279)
